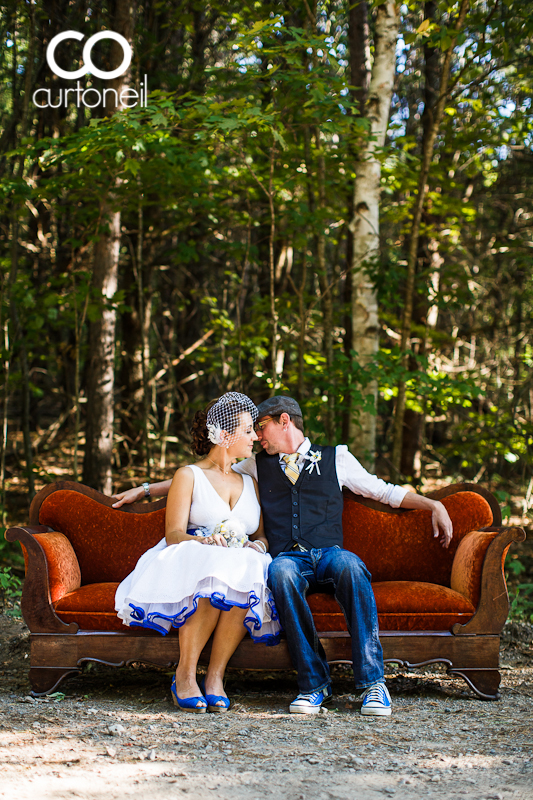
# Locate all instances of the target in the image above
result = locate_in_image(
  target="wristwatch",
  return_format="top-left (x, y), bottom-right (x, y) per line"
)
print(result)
top-left (142, 482), bottom-right (151, 499)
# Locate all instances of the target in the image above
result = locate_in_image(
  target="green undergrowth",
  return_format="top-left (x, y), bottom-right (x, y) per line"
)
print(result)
top-left (506, 554), bottom-right (533, 623)
top-left (0, 566), bottom-right (22, 618)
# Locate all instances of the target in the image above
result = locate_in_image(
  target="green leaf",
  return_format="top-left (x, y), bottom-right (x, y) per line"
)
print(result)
top-left (124, 158), bottom-right (140, 175)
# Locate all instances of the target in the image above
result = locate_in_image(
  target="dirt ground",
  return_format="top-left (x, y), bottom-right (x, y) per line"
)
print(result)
top-left (0, 616), bottom-right (532, 800)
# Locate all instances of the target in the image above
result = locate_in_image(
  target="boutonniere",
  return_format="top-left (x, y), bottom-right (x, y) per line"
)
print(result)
top-left (304, 449), bottom-right (322, 476)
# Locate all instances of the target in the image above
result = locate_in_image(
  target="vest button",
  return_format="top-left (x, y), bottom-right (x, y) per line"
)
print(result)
top-left (293, 514), bottom-right (298, 518)
top-left (293, 502), bottom-right (298, 506)
top-left (293, 525), bottom-right (298, 529)
top-left (292, 489), bottom-right (297, 495)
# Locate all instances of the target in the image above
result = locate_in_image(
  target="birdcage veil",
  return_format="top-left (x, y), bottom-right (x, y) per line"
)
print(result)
top-left (206, 392), bottom-right (258, 448)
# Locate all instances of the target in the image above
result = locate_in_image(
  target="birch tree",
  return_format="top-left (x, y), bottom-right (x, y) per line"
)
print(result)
top-left (348, 1), bottom-right (400, 467)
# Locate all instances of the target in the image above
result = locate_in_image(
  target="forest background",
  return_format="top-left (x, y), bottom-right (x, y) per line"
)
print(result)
top-left (0, 0), bottom-right (532, 610)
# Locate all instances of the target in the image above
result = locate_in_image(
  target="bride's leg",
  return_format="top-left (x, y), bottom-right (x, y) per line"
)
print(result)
top-left (205, 606), bottom-right (248, 704)
top-left (175, 598), bottom-right (220, 699)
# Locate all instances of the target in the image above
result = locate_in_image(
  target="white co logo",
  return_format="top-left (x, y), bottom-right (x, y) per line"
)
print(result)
top-left (47, 30), bottom-right (132, 80)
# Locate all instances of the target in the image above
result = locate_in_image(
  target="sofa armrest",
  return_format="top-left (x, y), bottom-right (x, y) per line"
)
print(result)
top-left (5, 525), bottom-right (80, 634)
top-left (451, 530), bottom-right (500, 607)
top-left (451, 526), bottom-right (525, 636)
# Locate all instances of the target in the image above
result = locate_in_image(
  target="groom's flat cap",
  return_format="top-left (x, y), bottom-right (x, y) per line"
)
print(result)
top-left (256, 396), bottom-right (303, 419)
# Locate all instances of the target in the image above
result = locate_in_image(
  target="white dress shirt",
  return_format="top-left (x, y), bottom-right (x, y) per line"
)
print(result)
top-left (232, 437), bottom-right (407, 508)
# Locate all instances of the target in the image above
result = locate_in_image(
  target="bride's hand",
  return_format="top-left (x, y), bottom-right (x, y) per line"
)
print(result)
top-left (201, 534), bottom-right (227, 547)
top-left (244, 540), bottom-right (267, 554)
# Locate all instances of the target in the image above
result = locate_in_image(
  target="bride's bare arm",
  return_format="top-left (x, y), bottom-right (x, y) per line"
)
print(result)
top-left (245, 478), bottom-right (269, 553)
top-left (165, 468), bottom-right (197, 545)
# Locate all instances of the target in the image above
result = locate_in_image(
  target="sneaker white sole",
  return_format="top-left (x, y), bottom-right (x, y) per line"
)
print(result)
top-left (289, 702), bottom-right (322, 714)
top-left (289, 690), bottom-right (333, 714)
top-left (361, 705), bottom-right (392, 716)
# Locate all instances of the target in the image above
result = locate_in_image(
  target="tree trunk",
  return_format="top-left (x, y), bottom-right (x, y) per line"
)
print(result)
top-left (349, 0), bottom-right (371, 111)
top-left (0, 301), bottom-right (8, 524)
top-left (301, 114), bottom-right (334, 437)
top-left (316, 139), bottom-right (335, 441)
top-left (117, 254), bottom-right (144, 461)
top-left (83, 0), bottom-right (133, 493)
top-left (391, 0), bottom-right (470, 477)
top-left (348, 1), bottom-right (399, 468)
top-left (399, 8), bottom-right (442, 480)
top-left (267, 143), bottom-right (279, 392)
top-left (83, 213), bottom-right (121, 493)
top-left (343, 0), bottom-right (371, 442)
top-left (5, 6), bottom-right (36, 499)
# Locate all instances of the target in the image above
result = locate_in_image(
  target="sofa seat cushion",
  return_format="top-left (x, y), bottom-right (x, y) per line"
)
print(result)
top-left (307, 581), bottom-right (476, 632)
top-left (54, 580), bottom-right (475, 635)
top-left (53, 583), bottom-right (176, 634)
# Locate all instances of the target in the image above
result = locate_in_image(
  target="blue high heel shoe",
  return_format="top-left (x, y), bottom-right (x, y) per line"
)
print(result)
top-left (171, 676), bottom-right (207, 713)
top-left (200, 678), bottom-right (231, 713)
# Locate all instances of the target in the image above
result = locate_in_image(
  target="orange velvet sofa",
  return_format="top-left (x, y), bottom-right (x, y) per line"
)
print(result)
top-left (6, 481), bottom-right (525, 699)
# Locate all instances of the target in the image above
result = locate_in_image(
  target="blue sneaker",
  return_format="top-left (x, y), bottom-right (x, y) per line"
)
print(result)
top-left (289, 685), bottom-right (333, 715)
top-left (360, 682), bottom-right (392, 716)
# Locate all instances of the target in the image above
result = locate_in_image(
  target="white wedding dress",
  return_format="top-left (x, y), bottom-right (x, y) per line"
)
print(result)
top-left (115, 465), bottom-right (281, 644)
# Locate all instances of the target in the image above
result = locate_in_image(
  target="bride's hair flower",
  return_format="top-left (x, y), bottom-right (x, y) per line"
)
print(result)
top-left (206, 422), bottom-right (224, 446)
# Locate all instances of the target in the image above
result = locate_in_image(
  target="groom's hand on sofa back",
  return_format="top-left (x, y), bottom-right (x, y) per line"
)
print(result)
top-left (112, 480), bottom-right (173, 508)
top-left (399, 493), bottom-right (454, 548)
top-left (111, 486), bottom-right (145, 508)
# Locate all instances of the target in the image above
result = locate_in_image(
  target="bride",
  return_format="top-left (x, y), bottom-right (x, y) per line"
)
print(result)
top-left (114, 392), bottom-right (280, 713)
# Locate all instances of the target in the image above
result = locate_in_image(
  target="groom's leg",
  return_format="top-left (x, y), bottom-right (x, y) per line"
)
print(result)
top-left (268, 552), bottom-right (331, 693)
top-left (317, 546), bottom-right (384, 689)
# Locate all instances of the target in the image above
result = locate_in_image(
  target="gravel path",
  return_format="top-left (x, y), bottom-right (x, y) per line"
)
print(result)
top-left (0, 615), bottom-right (532, 800)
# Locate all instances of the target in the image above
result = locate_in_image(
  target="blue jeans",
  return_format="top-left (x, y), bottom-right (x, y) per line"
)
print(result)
top-left (267, 547), bottom-right (384, 692)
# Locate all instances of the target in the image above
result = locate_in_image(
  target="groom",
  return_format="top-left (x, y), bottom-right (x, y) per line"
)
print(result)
top-left (112, 396), bottom-right (453, 717)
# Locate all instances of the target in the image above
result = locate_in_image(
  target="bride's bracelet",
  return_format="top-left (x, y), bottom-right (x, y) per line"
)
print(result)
top-left (253, 540), bottom-right (267, 554)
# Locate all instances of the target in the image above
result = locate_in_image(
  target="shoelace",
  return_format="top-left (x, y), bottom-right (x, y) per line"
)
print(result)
top-left (297, 690), bottom-right (322, 702)
top-left (363, 684), bottom-right (386, 703)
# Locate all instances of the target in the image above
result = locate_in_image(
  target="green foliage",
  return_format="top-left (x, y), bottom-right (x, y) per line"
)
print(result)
top-left (493, 491), bottom-right (512, 523)
top-left (508, 583), bottom-right (533, 623)
top-left (0, 567), bottom-right (22, 618)
top-left (47, 692), bottom-right (66, 702)
top-left (0, 0), bottom-right (532, 499)
top-left (506, 552), bottom-right (533, 623)
top-left (506, 557), bottom-right (526, 578)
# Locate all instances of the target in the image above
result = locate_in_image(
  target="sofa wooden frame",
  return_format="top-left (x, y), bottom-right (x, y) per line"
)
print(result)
top-left (6, 481), bottom-right (525, 700)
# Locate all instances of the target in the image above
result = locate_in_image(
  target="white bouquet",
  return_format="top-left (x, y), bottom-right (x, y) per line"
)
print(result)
top-left (213, 518), bottom-right (249, 548)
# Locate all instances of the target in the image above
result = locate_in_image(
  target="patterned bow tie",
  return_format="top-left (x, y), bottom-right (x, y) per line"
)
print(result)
top-left (282, 453), bottom-right (300, 485)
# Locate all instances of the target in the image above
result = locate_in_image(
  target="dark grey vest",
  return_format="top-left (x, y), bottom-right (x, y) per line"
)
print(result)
top-left (256, 445), bottom-right (344, 557)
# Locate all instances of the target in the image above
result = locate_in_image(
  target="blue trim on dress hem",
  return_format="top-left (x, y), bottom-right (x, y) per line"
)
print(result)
top-left (126, 590), bottom-right (282, 646)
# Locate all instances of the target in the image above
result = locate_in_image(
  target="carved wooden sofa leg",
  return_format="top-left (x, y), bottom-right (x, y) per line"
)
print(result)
top-left (447, 667), bottom-right (501, 700)
top-left (29, 666), bottom-right (81, 697)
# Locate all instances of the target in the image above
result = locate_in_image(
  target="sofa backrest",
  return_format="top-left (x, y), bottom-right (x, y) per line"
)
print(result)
top-left (37, 485), bottom-right (494, 588)
top-left (38, 490), bottom-right (166, 585)
top-left (342, 490), bottom-right (493, 586)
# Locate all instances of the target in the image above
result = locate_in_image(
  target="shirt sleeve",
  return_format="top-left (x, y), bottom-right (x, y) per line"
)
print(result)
top-left (232, 455), bottom-right (258, 481)
top-left (335, 445), bottom-right (408, 508)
